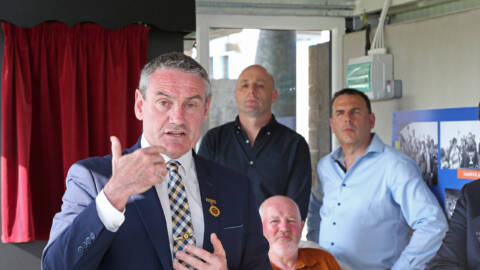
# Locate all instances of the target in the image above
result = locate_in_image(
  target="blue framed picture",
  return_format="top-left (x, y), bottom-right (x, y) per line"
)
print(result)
top-left (392, 107), bottom-right (479, 217)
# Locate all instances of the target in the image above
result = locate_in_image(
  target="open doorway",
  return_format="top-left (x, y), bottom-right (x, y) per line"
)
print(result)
top-left (204, 28), bottom-right (330, 144)
top-left (195, 14), bottom-right (344, 140)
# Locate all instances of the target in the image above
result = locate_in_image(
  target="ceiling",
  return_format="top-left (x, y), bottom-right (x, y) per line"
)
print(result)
top-left (196, 0), bottom-right (357, 17)
top-left (190, 0), bottom-right (476, 40)
top-left (196, 0), bottom-right (467, 18)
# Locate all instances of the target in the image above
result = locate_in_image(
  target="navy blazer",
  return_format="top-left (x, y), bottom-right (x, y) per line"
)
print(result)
top-left (428, 180), bottom-right (480, 269)
top-left (42, 139), bottom-right (271, 270)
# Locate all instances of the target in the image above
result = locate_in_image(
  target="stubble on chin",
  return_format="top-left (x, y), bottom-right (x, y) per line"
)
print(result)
top-left (270, 239), bottom-right (298, 256)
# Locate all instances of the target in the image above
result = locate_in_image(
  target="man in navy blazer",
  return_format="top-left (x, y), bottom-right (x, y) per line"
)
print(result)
top-left (41, 52), bottom-right (271, 270)
top-left (428, 179), bottom-right (480, 269)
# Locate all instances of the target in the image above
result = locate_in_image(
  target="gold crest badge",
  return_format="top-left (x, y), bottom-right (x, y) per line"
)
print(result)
top-left (209, 205), bottom-right (220, 217)
top-left (206, 197), bottom-right (220, 217)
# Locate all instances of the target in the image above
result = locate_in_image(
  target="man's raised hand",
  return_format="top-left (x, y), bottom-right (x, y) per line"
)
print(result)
top-left (103, 136), bottom-right (167, 211)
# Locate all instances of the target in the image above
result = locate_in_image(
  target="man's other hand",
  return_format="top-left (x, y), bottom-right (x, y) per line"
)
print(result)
top-left (174, 233), bottom-right (228, 270)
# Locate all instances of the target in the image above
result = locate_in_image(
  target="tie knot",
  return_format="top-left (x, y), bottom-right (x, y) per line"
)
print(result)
top-left (167, 160), bottom-right (181, 174)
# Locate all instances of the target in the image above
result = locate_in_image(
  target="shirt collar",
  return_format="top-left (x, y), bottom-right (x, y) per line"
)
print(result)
top-left (294, 248), bottom-right (312, 269)
top-left (234, 114), bottom-right (279, 133)
top-left (331, 133), bottom-right (384, 163)
top-left (140, 134), bottom-right (193, 176)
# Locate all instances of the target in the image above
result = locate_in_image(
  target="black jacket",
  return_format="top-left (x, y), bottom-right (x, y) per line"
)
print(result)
top-left (428, 180), bottom-right (480, 269)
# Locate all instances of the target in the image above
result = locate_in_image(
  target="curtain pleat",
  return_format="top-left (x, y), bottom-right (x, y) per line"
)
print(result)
top-left (1, 22), bottom-right (149, 243)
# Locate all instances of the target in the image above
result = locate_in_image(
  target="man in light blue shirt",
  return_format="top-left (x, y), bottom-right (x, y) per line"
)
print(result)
top-left (307, 88), bottom-right (447, 270)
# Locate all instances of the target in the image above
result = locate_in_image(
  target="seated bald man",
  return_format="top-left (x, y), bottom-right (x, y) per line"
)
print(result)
top-left (260, 196), bottom-right (341, 270)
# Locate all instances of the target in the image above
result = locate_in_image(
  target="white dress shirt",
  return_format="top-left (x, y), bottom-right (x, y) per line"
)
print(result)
top-left (96, 135), bottom-right (205, 259)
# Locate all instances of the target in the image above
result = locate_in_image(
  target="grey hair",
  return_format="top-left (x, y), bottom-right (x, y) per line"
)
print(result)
top-left (259, 195), bottom-right (301, 221)
top-left (138, 52), bottom-right (211, 101)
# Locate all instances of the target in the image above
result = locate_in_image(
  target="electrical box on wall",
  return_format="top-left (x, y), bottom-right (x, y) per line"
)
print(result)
top-left (346, 54), bottom-right (402, 100)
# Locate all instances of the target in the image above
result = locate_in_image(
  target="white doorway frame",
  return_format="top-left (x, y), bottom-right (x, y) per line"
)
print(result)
top-left (196, 14), bottom-right (345, 145)
top-left (196, 14), bottom-right (345, 98)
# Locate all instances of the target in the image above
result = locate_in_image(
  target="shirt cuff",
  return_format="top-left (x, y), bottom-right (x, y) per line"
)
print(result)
top-left (96, 189), bottom-right (125, 232)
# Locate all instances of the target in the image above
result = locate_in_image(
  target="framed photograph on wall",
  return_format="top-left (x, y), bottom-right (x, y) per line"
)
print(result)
top-left (392, 107), bottom-right (479, 211)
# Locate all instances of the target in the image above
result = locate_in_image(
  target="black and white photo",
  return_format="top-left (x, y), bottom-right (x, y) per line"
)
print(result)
top-left (440, 121), bottom-right (480, 170)
top-left (399, 122), bottom-right (438, 186)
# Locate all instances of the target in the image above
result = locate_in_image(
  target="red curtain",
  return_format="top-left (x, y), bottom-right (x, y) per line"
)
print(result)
top-left (1, 22), bottom-right (149, 243)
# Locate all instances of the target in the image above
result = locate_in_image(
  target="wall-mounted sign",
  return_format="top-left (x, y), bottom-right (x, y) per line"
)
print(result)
top-left (393, 107), bottom-right (479, 218)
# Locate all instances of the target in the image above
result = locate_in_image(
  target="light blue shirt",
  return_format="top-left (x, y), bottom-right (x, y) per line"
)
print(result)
top-left (307, 134), bottom-right (447, 270)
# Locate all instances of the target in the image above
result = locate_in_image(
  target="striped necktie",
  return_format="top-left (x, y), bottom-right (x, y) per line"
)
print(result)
top-left (167, 160), bottom-right (196, 266)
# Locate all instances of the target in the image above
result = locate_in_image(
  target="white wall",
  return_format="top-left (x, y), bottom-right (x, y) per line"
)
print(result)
top-left (343, 8), bottom-right (480, 145)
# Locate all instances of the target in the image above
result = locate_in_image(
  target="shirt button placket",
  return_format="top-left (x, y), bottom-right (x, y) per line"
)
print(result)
top-left (330, 181), bottom-right (344, 249)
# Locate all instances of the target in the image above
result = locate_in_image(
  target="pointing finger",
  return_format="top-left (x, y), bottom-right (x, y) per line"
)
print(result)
top-left (211, 233), bottom-right (226, 257)
top-left (110, 136), bottom-right (122, 172)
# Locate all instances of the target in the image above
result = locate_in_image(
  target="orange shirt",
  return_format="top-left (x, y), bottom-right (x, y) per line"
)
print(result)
top-left (271, 248), bottom-right (341, 270)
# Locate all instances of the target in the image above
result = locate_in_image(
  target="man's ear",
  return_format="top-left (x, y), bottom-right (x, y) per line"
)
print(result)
top-left (329, 118), bottom-right (335, 135)
top-left (272, 89), bottom-right (279, 104)
top-left (369, 112), bottom-right (376, 130)
top-left (134, 89), bottom-right (144, 120)
top-left (202, 96), bottom-right (212, 122)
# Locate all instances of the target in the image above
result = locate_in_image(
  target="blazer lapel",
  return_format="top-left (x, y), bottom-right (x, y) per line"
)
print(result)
top-left (116, 137), bottom-right (172, 269)
top-left (124, 138), bottom-right (142, 154)
top-left (132, 188), bottom-right (173, 270)
top-left (194, 154), bottom-right (220, 253)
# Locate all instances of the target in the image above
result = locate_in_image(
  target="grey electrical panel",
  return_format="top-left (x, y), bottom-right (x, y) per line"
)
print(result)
top-left (346, 54), bottom-right (402, 100)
